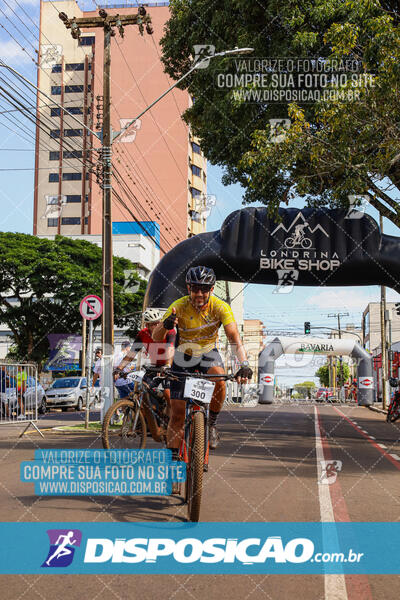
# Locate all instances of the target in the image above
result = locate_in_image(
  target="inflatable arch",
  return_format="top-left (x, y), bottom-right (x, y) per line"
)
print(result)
top-left (258, 337), bottom-right (374, 406)
top-left (144, 207), bottom-right (400, 405)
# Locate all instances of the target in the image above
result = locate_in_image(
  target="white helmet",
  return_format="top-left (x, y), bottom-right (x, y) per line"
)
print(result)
top-left (143, 307), bottom-right (164, 323)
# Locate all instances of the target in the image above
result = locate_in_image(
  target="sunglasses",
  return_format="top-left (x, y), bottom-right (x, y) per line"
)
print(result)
top-left (189, 284), bottom-right (212, 293)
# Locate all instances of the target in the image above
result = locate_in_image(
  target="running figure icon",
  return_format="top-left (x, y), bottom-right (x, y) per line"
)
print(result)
top-left (45, 531), bottom-right (77, 566)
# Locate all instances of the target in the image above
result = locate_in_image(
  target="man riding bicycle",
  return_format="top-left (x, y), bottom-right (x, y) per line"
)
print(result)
top-left (152, 265), bottom-right (253, 455)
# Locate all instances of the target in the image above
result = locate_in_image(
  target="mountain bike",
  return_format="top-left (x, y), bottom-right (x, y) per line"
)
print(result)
top-left (101, 366), bottom-right (169, 450)
top-left (172, 370), bottom-right (234, 522)
top-left (102, 366), bottom-right (234, 522)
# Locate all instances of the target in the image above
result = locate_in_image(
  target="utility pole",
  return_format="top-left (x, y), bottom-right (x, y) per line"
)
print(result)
top-left (379, 214), bottom-right (388, 409)
top-left (59, 7), bottom-right (153, 415)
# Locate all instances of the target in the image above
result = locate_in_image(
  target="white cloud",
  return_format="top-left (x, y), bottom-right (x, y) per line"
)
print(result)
top-left (306, 288), bottom-right (400, 311)
top-left (0, 39), bottom-right (32, 63)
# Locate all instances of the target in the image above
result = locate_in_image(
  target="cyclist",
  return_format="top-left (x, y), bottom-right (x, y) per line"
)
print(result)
top-left (116, 308), bottom-right (176, 407)
top-left (152, 265), bottom-right (253, 455)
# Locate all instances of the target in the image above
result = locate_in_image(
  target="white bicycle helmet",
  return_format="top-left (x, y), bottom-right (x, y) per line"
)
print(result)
top-left (143, 307), bottom-right (164, 323)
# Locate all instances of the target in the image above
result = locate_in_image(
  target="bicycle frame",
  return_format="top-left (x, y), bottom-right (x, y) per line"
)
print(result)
top-left (126, 373), bottom-right (168, 443)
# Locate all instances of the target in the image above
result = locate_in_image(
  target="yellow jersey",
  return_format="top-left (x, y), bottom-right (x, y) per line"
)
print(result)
top-left (163, 295), bottom-right (235, 356)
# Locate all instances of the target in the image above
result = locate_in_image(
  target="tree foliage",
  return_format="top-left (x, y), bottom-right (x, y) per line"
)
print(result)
top-left (316, 361), bottom-right (350, 386)
top-left (0, 233), bottom-right (145, 367)
top-left (161, 0), bottom-right (400, 225)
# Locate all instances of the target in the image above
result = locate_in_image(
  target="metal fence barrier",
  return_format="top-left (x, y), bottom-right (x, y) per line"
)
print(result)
top-left (225, 382), bottom-right (259, 407)
top-left (0, 362), bottom-right (44, 436)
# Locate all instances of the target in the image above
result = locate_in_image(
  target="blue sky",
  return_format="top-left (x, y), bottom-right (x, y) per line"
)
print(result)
top-left (1, 0), bottom-right (399, 385)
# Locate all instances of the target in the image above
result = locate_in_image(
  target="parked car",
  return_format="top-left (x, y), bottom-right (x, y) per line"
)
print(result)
top-left (0, 375), bottom-right (47, 416)
top-left (45, 376), bottom-right (97, 411)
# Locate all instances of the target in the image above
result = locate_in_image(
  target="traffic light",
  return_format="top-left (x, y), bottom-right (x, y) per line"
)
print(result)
top-left (396, 303), bottom-right (400, 316)
top-left (304, 321), bottom-right (311, 335)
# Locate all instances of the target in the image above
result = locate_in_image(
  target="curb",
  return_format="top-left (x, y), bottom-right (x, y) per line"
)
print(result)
top-left (368, 405), bottom-right (387, 415)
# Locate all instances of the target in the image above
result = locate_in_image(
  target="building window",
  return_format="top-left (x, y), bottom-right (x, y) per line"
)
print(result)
top-left (191, 164), bottom-right (202, 177)
top-left (191, 187), bottom-right (202, 197)
top-left (64, 128), bottom-right (83, 137)
top-left (50, 108), bottom-right (61, 117)
top-left (61, 217), bottom-right (81, 225)
top-left (65, 63), bottom-right (85, 71)
top-left (47, 218), bottom-right (58, 227)
top-left (51, 86), bottom-right (62, 95)
top-left (50, 129), bottom-right (61, 138)
top-left (85, 195), bottom-right (89, 202)
top-left (78, 36), bottom-right (95, 46)
top-left (65, 85), bottom-right (84, 93)
top-left (66, 195), bottom-right (81, 203)
top-left (192, 142), bottom-right (201, 154)
top-left (49, 151), bottom-right (60, 161)
top-left (49, 173), bottom-right (59, 182)
top-left (63, 150), bottom-right (83, 159)
top-left (67, 107), bottom-right (84, 115)
top-left (51, 64), bottom-right (62, 73)
top-left (84, 217), bottom-right (88, 224)
top-left (190, 210), bottom-right (202, 223)
top-left (63, 172), bottom-right (82, 181)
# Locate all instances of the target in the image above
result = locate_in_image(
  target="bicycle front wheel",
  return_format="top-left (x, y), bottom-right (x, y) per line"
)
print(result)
top-left (102, 398), bottom-right (147, 449)
top-left (185, 411), bottom-right (205, 522)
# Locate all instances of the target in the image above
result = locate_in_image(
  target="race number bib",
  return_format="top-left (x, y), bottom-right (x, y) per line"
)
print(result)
top-left (184, 378), bottom-right (215, 404)
top-left (127, 370), bottom-right (145, 383)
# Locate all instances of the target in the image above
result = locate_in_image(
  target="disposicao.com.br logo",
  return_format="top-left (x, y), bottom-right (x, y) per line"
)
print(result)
top-left (82, 536), bottom-right (363, 565)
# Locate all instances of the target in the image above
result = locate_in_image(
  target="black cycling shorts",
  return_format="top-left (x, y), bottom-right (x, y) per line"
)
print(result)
top-left (170, 348), bottom-right (224, 400)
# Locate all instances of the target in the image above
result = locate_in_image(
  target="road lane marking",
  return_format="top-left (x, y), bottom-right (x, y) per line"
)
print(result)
top-left (332, 406), bottom-right (400, 472)
top-left (315, 407), bottom-right (373, 600)
top-left (314, 406), bottom-right (348, 600)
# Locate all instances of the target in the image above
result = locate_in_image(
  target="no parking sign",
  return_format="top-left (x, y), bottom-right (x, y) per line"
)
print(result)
top-left (79, 295), bottom-right (103, 321)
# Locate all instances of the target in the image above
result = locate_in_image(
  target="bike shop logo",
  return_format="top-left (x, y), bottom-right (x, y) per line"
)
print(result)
top-left (42, 529), bottom-right (82, 568)
top-left (260, 213), bottom-right (341, 273)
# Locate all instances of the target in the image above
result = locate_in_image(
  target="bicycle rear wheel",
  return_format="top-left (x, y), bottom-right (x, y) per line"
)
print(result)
top-left (185, 411), bottom-right (205, 522)
top-left (102, 398), bottom-right (147, 449)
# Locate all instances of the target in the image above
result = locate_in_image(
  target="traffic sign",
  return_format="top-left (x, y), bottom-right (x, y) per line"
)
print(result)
top-left (79, 295), bottom-right (103, 321)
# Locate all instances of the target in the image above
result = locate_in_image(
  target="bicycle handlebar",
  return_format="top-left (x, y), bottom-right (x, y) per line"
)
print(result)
top-left (143, 365), bottom-right (235, 382)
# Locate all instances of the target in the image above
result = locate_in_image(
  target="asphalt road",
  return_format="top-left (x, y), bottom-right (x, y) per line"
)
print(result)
top-left (0, 402), bottom-right (399, 599)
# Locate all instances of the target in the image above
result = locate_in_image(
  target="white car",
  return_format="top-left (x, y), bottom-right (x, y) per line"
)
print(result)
top-left (0, 375), bottom-right (47, 416)
top-left (45, 376), bottom-right (97, 411)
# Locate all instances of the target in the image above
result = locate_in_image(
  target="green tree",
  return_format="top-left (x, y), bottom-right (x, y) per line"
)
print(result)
top-left (316, 362), bottom-right (350, 386)
top-left (294, 380), bottom-right (316, 398)
top-left (0, 233), bottom-right (145, 368)
top-left (161, 0), bottom-right (400, 226)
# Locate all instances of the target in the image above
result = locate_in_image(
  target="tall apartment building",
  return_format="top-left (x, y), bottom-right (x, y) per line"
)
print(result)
top-left (34, 0), bottom-right (207, 252)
